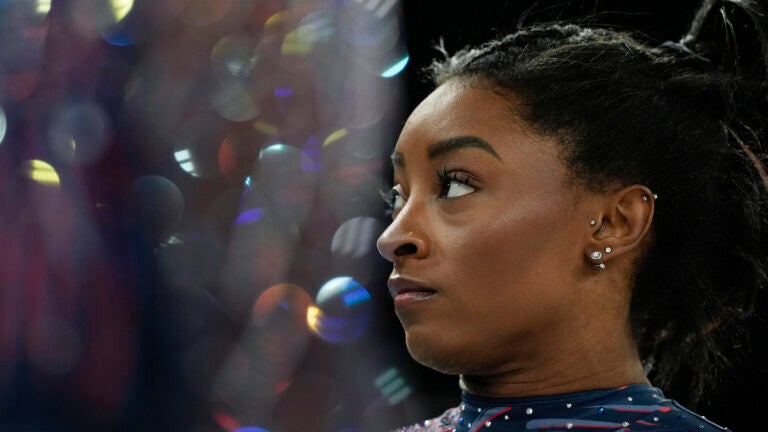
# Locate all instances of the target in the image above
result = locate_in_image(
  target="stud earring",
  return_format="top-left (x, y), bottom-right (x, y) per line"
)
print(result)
top-left (590, 250), bottom-right (606, 271)
top-left (642, 193), bottom-right (659, 201)
top-left (604, 246), bottom-right (613, 254)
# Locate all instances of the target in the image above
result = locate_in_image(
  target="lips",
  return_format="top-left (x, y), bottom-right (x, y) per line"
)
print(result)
top-left (388, 277), bottom-right (437, 308)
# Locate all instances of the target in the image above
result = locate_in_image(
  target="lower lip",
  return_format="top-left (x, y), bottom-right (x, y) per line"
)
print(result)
top-left (393, 291), bottom-right (436, 308)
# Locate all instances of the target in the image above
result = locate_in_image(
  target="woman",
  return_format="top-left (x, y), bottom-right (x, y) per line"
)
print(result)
top-left (376, 0), bottom-right (767, 430)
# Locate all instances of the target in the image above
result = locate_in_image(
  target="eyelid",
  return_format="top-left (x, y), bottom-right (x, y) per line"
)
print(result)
top-left (436, 168), bottom-right (479, 199)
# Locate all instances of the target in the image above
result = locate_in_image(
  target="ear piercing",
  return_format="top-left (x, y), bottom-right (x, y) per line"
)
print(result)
top-left (642, 193), bottom-right (659, 202)
top-left (589, 247), bottom-right (612, 272)
top-left (589, 250), bottom-right (605, 271)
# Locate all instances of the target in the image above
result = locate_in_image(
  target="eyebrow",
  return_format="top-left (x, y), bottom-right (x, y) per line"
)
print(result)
top-left (391, 135), bottom-right (502, 168)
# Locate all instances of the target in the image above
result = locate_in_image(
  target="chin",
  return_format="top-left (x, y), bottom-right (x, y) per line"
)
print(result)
top-left (404, 329), bottom-right (474, 375)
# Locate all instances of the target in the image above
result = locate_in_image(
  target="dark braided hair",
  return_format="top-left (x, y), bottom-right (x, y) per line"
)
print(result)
top-left (427, 0), bottom-right (768, 406)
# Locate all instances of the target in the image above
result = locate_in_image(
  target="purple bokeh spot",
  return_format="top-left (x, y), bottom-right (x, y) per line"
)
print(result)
top-left (274, 87), bottom-right (294, 97)
top-left (235, 207), bottom-right (263, 224)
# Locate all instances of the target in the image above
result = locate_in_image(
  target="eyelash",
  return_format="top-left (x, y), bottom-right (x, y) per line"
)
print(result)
top-left (380, 187), bottom-right (398, 217)
top-left (436, 167), bottom-right (476, 198)
top-left (380, 168), bottom-right (477, 216)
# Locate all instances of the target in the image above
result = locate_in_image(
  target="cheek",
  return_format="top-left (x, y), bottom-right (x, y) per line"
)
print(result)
top-left (452, 201), bottom-right (570, 275)
top-left (439, 198), bottom-right (581, 317)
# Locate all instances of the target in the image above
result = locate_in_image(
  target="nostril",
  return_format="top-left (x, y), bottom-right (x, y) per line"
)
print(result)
top-left (394, 243), bottom-right (418, 256)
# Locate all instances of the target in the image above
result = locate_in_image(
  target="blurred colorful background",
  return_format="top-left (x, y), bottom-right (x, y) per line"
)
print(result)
top-left (0, 1), bottom-right (764, 431)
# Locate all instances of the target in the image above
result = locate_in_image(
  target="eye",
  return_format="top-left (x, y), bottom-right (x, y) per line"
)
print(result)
top-left (391, 184), bottom-right (405, 210)
top-left (382, 184), bottom-right (406, 216)
top-left (437, 169), bottom-right (477, 199)
top-left (445, 180), bottom-right (475, 198)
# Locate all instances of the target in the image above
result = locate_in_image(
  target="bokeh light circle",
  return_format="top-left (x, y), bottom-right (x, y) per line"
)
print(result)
top-left (19, 159), bottom-right (60, 187)
top-left (296, 10), bottom-right (336, 46)
top-left (381, 53), bottom-right (409, 78)
top-left (259, 142), bottom-right (293, 160)
top-left (72, 0), bottom-right (135, 38)
top-left (309, 276), bottom-right (372, 343)
top-left (251, 143), bottom-right (315, 223)
top-left (339, 4), bottom-right (399, 50)
top-left (211, 34), bottom-right (260, 80)
top-left (325, 72), bottom-right (390, 129)
top-left (253, 283), bottom-right (314, 328)
top-left (211, 80), bottom-right (259, 122)
top-left (0, 106), bottom-right (7, 145)
top-left (218, 129), bottom-right (261, 182)
top-left (174, 113), bottom-right (228, 178)
top-left (212, 410), bottom-right (241, 431)
top-left (208, 34), bottom-right (264, 123)
top-left (0, 0), bottom-right (48, 101)
top-left (128, 175), bottom-right (184, 243)
top-left (331, 216), bottom-right (383, 260)
top-left (48, 101), bottom-right (111, 165)
top-left (219, 221), bottom-right (299, 317)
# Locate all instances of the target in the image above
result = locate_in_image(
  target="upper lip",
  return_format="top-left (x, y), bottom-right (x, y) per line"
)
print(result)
top-left (387, 276), bottom-right (437, 298)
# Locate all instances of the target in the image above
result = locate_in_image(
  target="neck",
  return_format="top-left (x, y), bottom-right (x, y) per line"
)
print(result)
top-left (459, 359), bottom-right (650, 398)
top-left (459, 301), bottom-right (650, 398)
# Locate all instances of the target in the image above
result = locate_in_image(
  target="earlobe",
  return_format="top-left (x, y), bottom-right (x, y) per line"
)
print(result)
top-left (585, 185), bottom-right (655, 268)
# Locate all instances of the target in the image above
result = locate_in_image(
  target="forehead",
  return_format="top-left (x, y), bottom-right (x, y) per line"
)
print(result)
top-left (401, 79), bottom-right (514, 140)
top-left (395, 79), bottom-right (562, 168)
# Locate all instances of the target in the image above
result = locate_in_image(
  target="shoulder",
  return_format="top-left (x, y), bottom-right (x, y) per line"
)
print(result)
top-left (595, 386), bottom-right (731, 432)
top-left (632, 400), bottom-right (731, 432)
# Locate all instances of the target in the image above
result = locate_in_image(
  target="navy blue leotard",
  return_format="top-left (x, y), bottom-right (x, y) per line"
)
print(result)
top-left (394, 384), bottom-right (729, 432)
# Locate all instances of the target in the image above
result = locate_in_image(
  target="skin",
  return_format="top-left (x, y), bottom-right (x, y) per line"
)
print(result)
top-left (376, 78), bottom-right (655, 398)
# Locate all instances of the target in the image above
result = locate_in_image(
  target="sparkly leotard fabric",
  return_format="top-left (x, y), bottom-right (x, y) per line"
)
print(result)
top-left (394, 384), bottom-right (729, 432)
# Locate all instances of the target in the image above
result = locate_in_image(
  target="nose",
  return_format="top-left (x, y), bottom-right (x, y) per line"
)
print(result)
top-left (376, 205), bottom-right (430, 263)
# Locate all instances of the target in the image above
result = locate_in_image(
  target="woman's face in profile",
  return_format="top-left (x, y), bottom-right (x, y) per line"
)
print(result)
top-left (377, 79), bottom-right (597, 375)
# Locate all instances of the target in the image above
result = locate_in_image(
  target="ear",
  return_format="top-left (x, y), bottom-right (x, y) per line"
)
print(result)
top-left (585, 184), bottom-right (655, 267)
